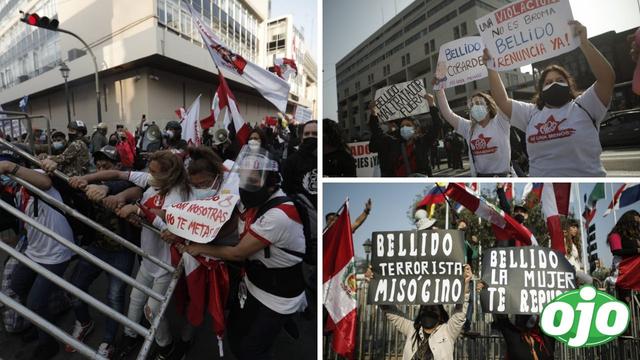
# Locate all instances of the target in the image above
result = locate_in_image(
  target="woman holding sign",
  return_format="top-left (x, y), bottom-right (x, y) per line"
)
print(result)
top-left (485, 21), bottom-right (615, 177)
top-left (368, 94), bottom-right (442, 177)
top-left (365, 264), bottom-right (472, 360)
top-left (435, 86), bottom-right (513, 177)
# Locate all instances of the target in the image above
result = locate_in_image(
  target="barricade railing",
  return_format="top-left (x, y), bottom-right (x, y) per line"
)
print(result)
top-left (0, 110), bottom-right (53, 154)
top-left (324, 278), bottom-right (640, 359)
top-left (0, 139), bottom-right (185, 359)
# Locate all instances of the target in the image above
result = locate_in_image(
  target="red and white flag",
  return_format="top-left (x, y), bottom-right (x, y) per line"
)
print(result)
top-left (212, 72), bottom-right (251, 145)
top-left (504, 183), bottom-right (514, 203)
top-left (323, 201), bottom-right (356, 359)
top-left (177, 94), bottom-right (202, 146)
top-left (445, 183), bottom-right (537, 246)
top-left (540, 183), bottom-right (571, 254)
top-left (270, 58), bottom-right (298, 81)
top-left (603, 184), bottom-right (627, 217)
top-left (186, 2), bottom-right (289, 112)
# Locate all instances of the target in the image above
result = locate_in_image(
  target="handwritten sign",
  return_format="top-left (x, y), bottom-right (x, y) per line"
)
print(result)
top-left (475, 0), bottom-right (579, 71)
top-left (374, 79), bottom-right (428, 122)
top-left (347, 142), bottom-right (380, 177)
top-left (433, 37), bottom-right (488, 90)
top-left (165, 194), bottom-right (239, 244)
top-left (367, 230), bottom-right (466, 305)
top-left (480, 247), bottom-right (576, 314)
top-left (294, 105), bottom-right (313, 123)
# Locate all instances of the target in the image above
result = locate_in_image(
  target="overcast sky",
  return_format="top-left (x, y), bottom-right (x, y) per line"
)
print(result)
top-left (323, 0), bottom-right (640, 119)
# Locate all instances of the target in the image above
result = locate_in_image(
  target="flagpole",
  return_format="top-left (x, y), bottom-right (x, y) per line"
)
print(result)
top-left (445, 199), bottom-right (450, 230)
top-left (575, 184), bottom-right (590, 273)
top-left (435, 184), bottom-right (457, 227)
top-left (611, 183), bottom-right (618, 224)
top-left (478, 183), bottom-right (482, 226)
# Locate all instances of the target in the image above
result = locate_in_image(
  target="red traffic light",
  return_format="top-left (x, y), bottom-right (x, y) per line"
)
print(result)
top-left (27, 14), bottom-right (38, 25)
top-left (19, 11), bottom-right (59, 30)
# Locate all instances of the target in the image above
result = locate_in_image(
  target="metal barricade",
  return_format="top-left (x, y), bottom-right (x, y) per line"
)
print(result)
top-left (0, 140), bottom-right (185, 360)
top-left (0, 110), bottom-right (53, 154)
top-left (325, 278), bottom-right (640, 359)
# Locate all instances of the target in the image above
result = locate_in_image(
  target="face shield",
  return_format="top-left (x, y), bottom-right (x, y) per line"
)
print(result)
top-left (233, 145), bottom-right (279, 192)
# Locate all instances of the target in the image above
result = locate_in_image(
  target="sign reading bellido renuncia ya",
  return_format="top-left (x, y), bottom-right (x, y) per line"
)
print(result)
top-left (367, 230), bottom-right (466, 305)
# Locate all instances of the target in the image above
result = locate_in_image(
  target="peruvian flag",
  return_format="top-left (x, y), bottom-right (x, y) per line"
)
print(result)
top-left (540, 183), bottom-right (571, 254)
top-left (170, 247), bottom-right (229, 356)
top-left (603, 184), bottom-right (627, 217)
top-left (186, 2), bottom-right (290, 112)
top-left (177, 94), bottom-right (202, 146)
top-left (212, 72), bottom-right (251, 145)
top-left (445, 183), bottom-right (537, 246)
top-left (269, 58), bottom-right (298, 81)
top-left (323, 201), bottom-right (356, 359)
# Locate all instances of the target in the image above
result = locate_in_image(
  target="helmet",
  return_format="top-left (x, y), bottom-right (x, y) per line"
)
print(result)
top-left (93, 145), bottom-right (120, 163)
top-left (233, 146), bottom-right (280, 192)
top-left (96, 122), bottom-right (108, 130)
top-left (68, 120), bottom-right (88, 135)
top-left (165, 120), bottom-right (181, 131)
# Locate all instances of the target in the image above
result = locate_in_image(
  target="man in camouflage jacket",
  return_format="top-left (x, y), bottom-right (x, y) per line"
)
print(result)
top-left (40, 120), bottom-right (90, 177)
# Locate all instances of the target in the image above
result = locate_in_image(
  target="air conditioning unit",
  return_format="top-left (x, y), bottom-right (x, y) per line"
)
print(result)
top-left (68, 48), bottom-right (86, 61)
top-left (17, 75), bottom-right (29, 82)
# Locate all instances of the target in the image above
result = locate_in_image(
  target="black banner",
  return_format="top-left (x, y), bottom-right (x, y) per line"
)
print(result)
top-left (367, 229), bottom-right (465, 305)
top-left (480, 247), bottom-right (576, 314)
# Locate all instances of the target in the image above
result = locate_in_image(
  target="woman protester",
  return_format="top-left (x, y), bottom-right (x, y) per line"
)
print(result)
top-left (323, 118), bottom-right (356, 177)
top-left (369, 94), bottom-right (442, 177)
top-left (365, 264), bottom-right (472, 360)
top-left (484, 20), bottom-right (615, 176)
top-left (606, 210), bottom-right (640, 290)
top-left (435, 85), bottom-right (513, 177)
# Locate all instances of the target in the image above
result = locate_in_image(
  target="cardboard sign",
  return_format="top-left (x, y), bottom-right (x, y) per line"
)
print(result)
top-left (294, 105), bottom-right (313, 123)
top-left (1, 119), bottom-right (25, 139)
top-left (475, 0), bottom-right (579, 71)
top-left (433, 36), bottom-right (488, 90)
top-left (165, 194), bottom-right (239, 244)
top-left (347, 141), bottom-right (380, 177)
top-left (367, 230), bottom-right (466, 305)
top-left (480, 246), bottom-right (576, 314)
top-left (374, 79), bottom-right (429, 122)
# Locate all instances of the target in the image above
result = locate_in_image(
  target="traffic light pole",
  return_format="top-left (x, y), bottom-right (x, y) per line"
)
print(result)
top-left (56, 28), bottom-right (102, 123)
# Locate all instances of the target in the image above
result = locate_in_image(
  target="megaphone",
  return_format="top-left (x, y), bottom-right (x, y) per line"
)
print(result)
top-left (141, 124), bottom-right (162, 151)
top-left (210, 127), bottom-right (229, 145)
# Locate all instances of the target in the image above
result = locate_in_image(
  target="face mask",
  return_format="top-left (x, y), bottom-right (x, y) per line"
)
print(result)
top-left (470, 105), bottom-right (489, 122)
top-left (420, 312), bottom-right (440, 330)
top-left (400, 126), bottom-right (415, 140)
top-left (514, 213), bottom-right (526, 224)
top-left (68, 133), bottom-right (78, 142)
top-left (239, 186), bottom-right (271, 208)
top-left (248, 139), bottom-right (261, 151)
top-left (541, 82), bottom-right (571, 107)
top-left (52, 141), bottom-right (64, 150)
top-left (193, 187), bottom-right (218, 200)
top-left (148, 175), bottom-right (160, 189)
top-left (166, 130), bottom-right (175, 139)
top-left (108, 138), bottom-right (117, 146)
top-left (300, 137), bottom-right (317, 153)
top-left (39, 133), bottom-right (46, 142)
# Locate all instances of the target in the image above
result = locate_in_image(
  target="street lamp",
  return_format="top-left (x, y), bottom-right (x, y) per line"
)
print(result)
top-left (59, 62), bottom-right (71, 125)
top-left (363, 238), bottom-right (372, 265)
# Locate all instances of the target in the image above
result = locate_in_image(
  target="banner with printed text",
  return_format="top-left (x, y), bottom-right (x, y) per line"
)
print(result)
top-left (374, 79), bottom-right (429, 122)
top-left (347, 141), bottom-right (380, 177)
top-left (480, 246), bottom-right (576, 314)
top-left (367, 230), bottom-right (466, 305)
top-left (165, 194), bottom-right (239, 244)
top-left (433, 36), bottom-right (488, 90)
top-left (475, 0), bottom-right (579, 71)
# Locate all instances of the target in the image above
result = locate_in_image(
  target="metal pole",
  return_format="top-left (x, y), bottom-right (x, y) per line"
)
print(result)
top-left (136, 258), bottom-right (184, 360)
top-left (64, 76), bottom-right (71, 125)
top-left (55, 28), bottom-right (101, 123)
top-left (0, 199), bottom-right (165, 302)
top-left (8, 174), bottom-right (175, 272)
top-left (0, 292), bottom-right (109, 360)
top-left (0, 239), bottom-right (149, 338)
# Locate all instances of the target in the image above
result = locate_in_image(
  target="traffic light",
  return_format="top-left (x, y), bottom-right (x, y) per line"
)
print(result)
top-left (19, 11), bottom-right (59, 30)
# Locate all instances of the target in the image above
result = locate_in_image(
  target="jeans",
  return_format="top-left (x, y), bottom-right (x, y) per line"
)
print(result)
top-left (10, 260), bottom-right (70, 348)
top-left (228, 291), bottom-right (290, 360)
top-left (123, 264), bottom-right (173, 347)
top-left (70, 245), bottom-right (135, 344)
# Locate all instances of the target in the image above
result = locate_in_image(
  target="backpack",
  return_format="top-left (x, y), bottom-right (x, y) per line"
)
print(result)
top-left (252, 193), bottom-right (316, 265)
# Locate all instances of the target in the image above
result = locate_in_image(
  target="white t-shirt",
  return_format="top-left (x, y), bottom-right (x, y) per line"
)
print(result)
top-left (511, 85), bottom-right (608, 177)
top-left (129, 171), bottom-right (188, 278)
top-left (238, 189), bottom-right (307, 314)
top-left (17, 186), bottom-right (74, 264)
top-left (457, 112), bottom-right (511, 175)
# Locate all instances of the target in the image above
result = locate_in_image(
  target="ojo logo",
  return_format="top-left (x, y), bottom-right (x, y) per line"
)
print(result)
top-left (540, 286), bottom-right (630, 347)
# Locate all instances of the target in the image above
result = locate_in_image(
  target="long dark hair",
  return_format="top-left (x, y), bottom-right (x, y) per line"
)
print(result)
top-left (411, 305), bottom-right (449, 349)
top-left (323, 118), bottom-right (349, 153)
top-left (532, 65), bottom-right (580, 110)
top-left (187, 146), bottom-right (224, 177)
top-left (609, 210), bottom-right (640, 249)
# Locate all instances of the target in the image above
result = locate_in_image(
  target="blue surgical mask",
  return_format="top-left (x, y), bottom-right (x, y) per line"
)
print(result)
top-left (52, 141), bottom-right (64, 150)
top-left (470, 105), bottom-right (488, 122)
top-left (400, 126), bottom-right (415, 140)
top-left (193, 187), bottom-right (218, 200)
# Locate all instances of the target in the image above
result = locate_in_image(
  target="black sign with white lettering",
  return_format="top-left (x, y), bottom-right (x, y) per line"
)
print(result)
top-left (480, 246), bottom-right (576, 314)
top-left (367, 230), bottom-right (466, 305)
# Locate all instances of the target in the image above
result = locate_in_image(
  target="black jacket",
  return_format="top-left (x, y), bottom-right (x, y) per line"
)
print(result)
top-left (368, 106), bottom-right (442, 177)
top-left (324, 148), bottom-right (356, 177)
top-left (282, 140), bottom-right (317, 207)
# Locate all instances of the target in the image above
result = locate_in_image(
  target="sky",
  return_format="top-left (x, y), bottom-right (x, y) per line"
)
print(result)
top-left (324, 182), bottom-right (640, 270)
top-left (271, 0), bottom-right (318, 60)
top-left (323, 0), bottom-right (640, 119)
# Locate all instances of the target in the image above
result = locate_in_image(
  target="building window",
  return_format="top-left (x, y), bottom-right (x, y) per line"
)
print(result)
top-left (453, 25), bottom-right (460, 39)
top-left (424, 42), bottom-right (430, 55)
top-left (455, 84), bottom-right (466, 94)
top-left (406, 53), bottom-right (411, 65)
top-left (460, 22), bottom-right (467, 36)
top-left (401, 55), bottom-right (406, 67)
top-left (430, 39), bottom-right (435, 53)
top-left (344, 89), bottom-right (349, 97)
top-left (355, 81), bottom-right (360, 91)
